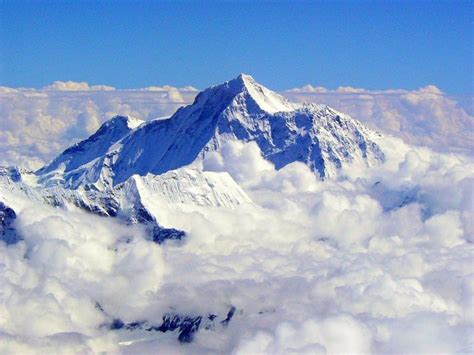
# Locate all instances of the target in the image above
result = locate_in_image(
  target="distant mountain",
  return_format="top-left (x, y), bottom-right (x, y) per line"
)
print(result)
top-left (37, 74), bottom-right (385, 190)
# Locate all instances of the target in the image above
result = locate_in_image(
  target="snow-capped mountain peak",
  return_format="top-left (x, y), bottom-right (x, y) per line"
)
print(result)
top-left (223, 73), bottom-right (300, 114)
top-left (108, 114), bottom-right (144, 130)
top-left (37, 115), bottom-right (144, 180)
top-left (35, 74), bottom-right (385, 188)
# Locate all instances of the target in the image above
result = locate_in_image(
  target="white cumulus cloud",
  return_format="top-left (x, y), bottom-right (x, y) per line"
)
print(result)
top-left (1, 137), bottom-right (473, 352)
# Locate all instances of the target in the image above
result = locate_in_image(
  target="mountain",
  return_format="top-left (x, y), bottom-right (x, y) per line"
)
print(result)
top-left (37, 74), bottom-right (385, 190)
top-left (37, 115), bottom-right (145, 189)
top-left (1, 74), bottom-right (386, 246)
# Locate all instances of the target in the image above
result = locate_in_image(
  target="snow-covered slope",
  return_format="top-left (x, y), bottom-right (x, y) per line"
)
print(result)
top-left (37, 115), bottom-right (144, 187)
top-left (1, 165), bottom-right (250, 211)
top-left (122, 170), bottom-right (252, 209)
top-left (0, 164), bottom-right (251, 244)
top-left (35, 74), bottom-right (385, 189)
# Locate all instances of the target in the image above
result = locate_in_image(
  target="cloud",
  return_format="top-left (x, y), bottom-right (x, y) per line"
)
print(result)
top-left (203, 141), bottom-right (274, 187)
top-left (0, 192), bottom-right (165, 352)
top-left (1, 137), bottom-right (473, 352)
top-left (286, 84), bottom-right (328, 93)
top-left (232, 316), bottom-right (372, 354)
top-left (284, 85), bottom-right (473, 154)
top-left (138, 85), bottom-right (198, 92)
top-left (44, 81), bottom-right (116, 91)
top-left (128, 140), bottom-right (473, 352)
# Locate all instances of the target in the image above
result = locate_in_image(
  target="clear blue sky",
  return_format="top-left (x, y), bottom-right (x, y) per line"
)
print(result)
top-left (1, 0), bottom-right (472, 93)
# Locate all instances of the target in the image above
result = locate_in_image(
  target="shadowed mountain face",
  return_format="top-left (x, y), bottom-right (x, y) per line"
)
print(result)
top-left (38, 115), bottom-right (144, 176)
top-left (0, 201), bottom-right (20, 245)
top-left (38, 74), bottom-right (385, 189)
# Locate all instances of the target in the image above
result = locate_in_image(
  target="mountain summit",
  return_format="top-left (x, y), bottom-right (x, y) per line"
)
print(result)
top-left (222, 73), bottom-right (300, 114)
top-left (38, 74), bottom-right (385, 189)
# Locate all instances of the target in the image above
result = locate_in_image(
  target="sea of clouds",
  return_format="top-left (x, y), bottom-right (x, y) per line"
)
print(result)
top-left (0, 81), bottom-right (473, 353)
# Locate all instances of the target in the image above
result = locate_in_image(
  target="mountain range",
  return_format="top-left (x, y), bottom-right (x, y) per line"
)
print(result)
top-left (1, 74), bottom-right (386, 244)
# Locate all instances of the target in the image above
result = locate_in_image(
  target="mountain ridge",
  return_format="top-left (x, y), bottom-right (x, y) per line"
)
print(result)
top-left (36, 74), bottom-right (385, 189)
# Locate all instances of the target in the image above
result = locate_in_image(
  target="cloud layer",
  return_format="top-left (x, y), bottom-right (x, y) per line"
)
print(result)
top-left (1, 136), bottom-right (473, 353)
top-left (1, 81), bottom-right (472, 352)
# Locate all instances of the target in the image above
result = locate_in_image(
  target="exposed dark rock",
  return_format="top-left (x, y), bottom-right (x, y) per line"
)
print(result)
top-left (152, 226), bottom-right (186, 244)
top-left (0, 166), bottom-right (22, 182)
top-left (125, 321), bottom-right (147, 330)
top-left (220, 306), bottom-right (236, 327)
top-left (177, 316), bottom-right (202, 343)
top-left (0, 201), bottom-right (21, 245)
top-left (110, 318), bottom-right (125, 330)
top-left (152, 314), bottom-right (203, 343)
top-left (108, 307), bottom-right (237, 343)
top-left (126, 196), bottom-right (186, 244)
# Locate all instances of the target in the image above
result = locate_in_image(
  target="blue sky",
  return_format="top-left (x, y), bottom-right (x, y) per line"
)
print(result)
top-left (1, 0), bottom-right (472, 93)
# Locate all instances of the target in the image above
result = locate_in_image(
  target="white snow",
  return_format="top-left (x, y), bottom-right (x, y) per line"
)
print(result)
top-left (125, 115), bottom-right (146, 129)
top-left (134, 169), bottom-right (252, 208)
top-left (239, 73), bottom-right (300, 113)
